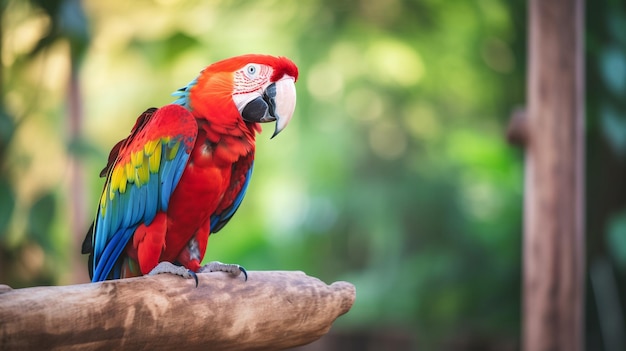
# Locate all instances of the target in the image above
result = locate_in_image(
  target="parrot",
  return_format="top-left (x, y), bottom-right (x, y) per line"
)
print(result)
top-left (81, 54), bottom-right (298, 284)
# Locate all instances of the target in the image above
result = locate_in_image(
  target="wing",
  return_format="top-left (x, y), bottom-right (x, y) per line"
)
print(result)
top-left (82, 108), bottom-right (156, 278)
top-left (90, 104), bottom-right (197, 282)
top-left (209, 153), bottom-right (254, 233)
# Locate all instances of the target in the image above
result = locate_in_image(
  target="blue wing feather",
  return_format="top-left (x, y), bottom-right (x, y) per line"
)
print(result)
top-left (210, 161), bottom-right (254, 234)
top-left (93, 226), bottom-right (137, 282)
top-left (145, 174), bottom-right (159, 225)
top-left (160, 147), bottom-right (188, 211)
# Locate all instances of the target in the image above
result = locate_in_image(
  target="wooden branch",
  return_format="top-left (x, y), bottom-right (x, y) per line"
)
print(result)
top-left (506, 107), bottom-right (528, 147)
top-left (0, 271), bottom-right (355, 350)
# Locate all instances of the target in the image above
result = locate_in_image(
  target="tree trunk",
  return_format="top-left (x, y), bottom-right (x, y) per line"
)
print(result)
top-left (521, 0), bottom-right (585, 350)
top-left (0, 271), bottom-right (355, 350)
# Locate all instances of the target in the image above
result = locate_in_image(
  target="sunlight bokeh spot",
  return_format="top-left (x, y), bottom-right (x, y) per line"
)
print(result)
top-left (2, 11), bottom-right (50, 65)
top-left (368, 121), bottom-right (408, 160)
top-left (261, 179), bottom-right (308, 239)
top-left (367, 39), bottom-right (424, 87)
top-left (481, 37), bottom-right (515, 73)
top-left (346, 88), bottom-right (385, 123)
top-left (403, 102), bottom-right (440, 141)
top-left (306, 62), bottom-right (345, 102)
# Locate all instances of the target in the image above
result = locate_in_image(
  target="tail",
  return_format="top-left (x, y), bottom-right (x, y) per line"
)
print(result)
top-left (81, 222), bottom-right (95, 281)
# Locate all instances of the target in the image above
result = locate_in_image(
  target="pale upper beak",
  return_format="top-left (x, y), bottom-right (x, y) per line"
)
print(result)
top-left (239, 75), bottom-right (297, 138)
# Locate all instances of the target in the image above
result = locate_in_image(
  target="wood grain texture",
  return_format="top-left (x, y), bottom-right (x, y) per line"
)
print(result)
top-left (0, 271), bottom-right (355, 350)
top-left (523, 0), bottom-right (585, 350)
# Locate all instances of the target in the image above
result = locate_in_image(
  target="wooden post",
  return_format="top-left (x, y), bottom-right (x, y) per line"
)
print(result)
top-left (512, 0), bottom-right (585, 350)
top-left (0, 271), bottom-right (355, 350)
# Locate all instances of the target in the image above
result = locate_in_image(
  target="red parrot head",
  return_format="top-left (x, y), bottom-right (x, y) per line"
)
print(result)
top-left (176, 54), bottom-right (299, 138)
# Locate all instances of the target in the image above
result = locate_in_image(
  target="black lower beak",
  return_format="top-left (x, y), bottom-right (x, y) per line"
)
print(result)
top-left (241, 83), bottom-right (276, 124)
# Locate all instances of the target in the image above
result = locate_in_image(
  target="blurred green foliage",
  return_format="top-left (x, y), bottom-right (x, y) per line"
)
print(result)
top-left (0, 0), bottom-right (624, 349)
top-left (0, 0), bottom-right (88, 287)
top-left (587, 2), bottom-right (626, 350)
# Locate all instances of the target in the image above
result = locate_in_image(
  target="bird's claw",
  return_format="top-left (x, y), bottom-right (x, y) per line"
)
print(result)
top-left (199, 261), bottom-right (248, 281)
top-left (148, 261), bottom-right (199, 287)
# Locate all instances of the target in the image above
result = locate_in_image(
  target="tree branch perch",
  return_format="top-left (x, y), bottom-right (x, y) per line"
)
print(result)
top-left (0, 271), bottom-right (355, 350)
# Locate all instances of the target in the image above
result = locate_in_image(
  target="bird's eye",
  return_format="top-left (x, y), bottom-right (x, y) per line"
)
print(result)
top-left (245, 64), bottom-right (258, 77)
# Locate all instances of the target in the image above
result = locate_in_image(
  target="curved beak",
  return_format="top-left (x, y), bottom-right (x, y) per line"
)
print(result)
top-left (240, 76), bottom-right (296, 138)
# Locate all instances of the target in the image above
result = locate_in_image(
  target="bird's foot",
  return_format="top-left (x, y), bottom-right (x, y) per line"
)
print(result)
top-left (199, 261), bottom-right (248, 281)
top-left (148, 261), bottom-right (199, 287)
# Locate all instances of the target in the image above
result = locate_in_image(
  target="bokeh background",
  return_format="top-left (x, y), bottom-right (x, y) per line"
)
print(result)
top-left (1, 0), bottom-right (625, 350)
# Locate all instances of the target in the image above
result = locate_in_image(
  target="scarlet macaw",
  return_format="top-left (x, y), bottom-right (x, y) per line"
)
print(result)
top-left (82, 54), bottom-right (298, 284)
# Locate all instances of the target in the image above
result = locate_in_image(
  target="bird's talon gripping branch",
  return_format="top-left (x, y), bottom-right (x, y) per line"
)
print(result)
top-left (199, 261), bottom-right (248, 281)
top-left (148, 261), bottom-right (199, 287)
top-left (239, 266), bottom-right (248, 281)
top-left (190, 271), bottom-right (199, 287)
